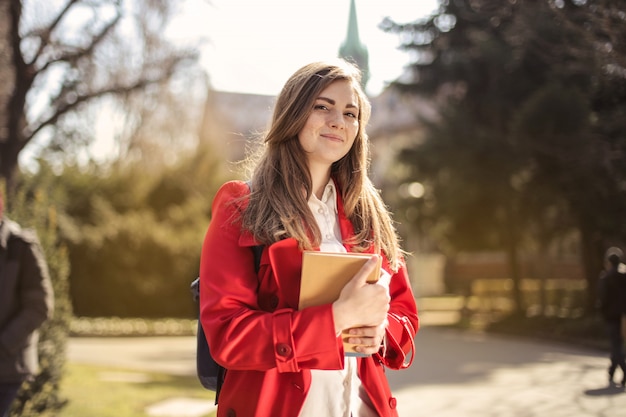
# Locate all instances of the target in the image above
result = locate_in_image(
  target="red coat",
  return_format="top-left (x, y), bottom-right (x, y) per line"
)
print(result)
top-left (200, 181), bottom-right (418, 417)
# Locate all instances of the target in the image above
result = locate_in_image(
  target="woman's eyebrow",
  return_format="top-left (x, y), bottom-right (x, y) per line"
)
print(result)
top-left (317, 96), bottom-right (359, 110)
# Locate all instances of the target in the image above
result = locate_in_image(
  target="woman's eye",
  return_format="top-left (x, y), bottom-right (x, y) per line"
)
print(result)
top-left (345, 112), bottom-right (357, 118)
top-left (314, 104), bottom-right (328, 111)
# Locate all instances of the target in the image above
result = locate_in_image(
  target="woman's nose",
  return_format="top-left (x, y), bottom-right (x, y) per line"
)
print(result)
top-left (328, 110), bottom-right (344, 129)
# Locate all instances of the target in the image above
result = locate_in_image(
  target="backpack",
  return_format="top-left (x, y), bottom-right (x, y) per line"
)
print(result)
top-left (190, 244), bottom-right (264, 404)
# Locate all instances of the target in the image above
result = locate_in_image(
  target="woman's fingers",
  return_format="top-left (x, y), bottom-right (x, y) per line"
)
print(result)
top-left (346, 323), bottom-right (386, 351)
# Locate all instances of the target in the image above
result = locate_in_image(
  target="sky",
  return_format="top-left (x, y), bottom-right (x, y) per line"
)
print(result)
top-left (169, 0), bottom-right (439, 97)
top-left (21, 0), bottom-right (440, 169)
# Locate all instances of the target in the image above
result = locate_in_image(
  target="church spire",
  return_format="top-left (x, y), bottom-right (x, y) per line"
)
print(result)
top-left (339, 0), bottom-right (370, 91)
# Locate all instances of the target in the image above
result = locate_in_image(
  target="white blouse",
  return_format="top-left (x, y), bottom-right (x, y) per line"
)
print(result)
top-left (297, 179), bottom-right (378, 417)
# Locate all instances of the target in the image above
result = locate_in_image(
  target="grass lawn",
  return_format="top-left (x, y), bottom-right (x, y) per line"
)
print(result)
top-left (60, 362), bottom-right (216, 417)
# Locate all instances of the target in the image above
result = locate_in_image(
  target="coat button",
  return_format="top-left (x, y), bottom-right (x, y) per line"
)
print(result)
top-left (270, 295), bottom-right (279, 309)
top-left (389, 397), bottom-right (397, 409)
top-left (276, 343), bottom-right (292, 357)
top-left (227, 409), bottom-right (236, 417)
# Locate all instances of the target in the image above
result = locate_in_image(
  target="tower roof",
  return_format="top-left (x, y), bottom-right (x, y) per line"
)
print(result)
top-left (339, 0), bottom-right (370, 90)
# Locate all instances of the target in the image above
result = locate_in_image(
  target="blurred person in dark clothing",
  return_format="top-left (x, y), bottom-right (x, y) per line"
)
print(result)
top-left (598, 246), bottom-right (626, 386)
top-left (0, 193), bottom-right (54, 417)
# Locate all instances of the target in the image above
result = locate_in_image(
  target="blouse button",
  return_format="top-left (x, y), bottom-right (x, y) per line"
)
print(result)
top-left (276, 343), bottom-right (292, 357)
top-left (226, 409), bottom-right (236, 417)
top-left (318, 207), bottom-right (324, 214)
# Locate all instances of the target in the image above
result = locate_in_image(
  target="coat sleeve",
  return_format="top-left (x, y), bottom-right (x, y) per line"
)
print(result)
top-left (376, 258), bottom-right (418, 370)
top-left (597, 271), bottom-right (607, 317)
top-left (0, 231), bottom-right (54, 356)
top-left (199, 181), bottom-right (344, 373)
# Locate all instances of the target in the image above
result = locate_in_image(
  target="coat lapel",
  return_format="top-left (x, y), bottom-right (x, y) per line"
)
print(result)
top-left (267, 238), bottom-right (302, 308)
top-left (238, 189), bottom-right (365, 310)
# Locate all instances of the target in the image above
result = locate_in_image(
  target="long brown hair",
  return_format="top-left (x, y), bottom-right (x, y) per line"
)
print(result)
top-left (242, 59), bottom-right (402, 271)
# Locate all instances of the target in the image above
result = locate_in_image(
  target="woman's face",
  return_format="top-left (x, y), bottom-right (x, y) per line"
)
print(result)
top-left (298, 80), bottom-right (359, 172)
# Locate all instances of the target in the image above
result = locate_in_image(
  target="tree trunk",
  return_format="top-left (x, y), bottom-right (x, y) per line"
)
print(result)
top-left (504, 201), bottom-right (524, 315)
top-left (0, 1), bottom-right (15, 193)
top-left (0, 0), bottom-right (18, 195)
top-left (536, 238), bottom-right (550, 316)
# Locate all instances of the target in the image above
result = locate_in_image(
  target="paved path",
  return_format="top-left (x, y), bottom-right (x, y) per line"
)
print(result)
top-left (387, 327), bottom-right (625, 417)
top-left (67, 326), bottom-right (626, 416)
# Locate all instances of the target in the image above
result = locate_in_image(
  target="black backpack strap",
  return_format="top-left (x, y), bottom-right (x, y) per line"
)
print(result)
top-left (251, 245), bottom-right (263, 272)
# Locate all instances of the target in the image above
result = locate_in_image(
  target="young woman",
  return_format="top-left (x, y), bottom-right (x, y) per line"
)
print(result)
top-left (199, 59), bottom-right (418, 417)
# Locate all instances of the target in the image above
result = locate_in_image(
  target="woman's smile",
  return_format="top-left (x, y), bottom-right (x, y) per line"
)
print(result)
top-left (321, 132), bottom-right (344, 142)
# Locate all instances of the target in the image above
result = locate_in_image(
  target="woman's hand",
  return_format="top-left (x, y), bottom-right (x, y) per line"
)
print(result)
top-left (332, 255), bottom-right (390, 335)
top-left (346, 321), bottom-right (387, 355)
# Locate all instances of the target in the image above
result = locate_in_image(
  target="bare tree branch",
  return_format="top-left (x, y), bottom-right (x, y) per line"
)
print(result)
top-left (22, 54), bottom-right (187, 149)
top-left (2, 0), bottom-right (201, 191)
top-left (36, 11), bottom-right (121, 74)
top-left (26, 0), bottom-right (82, 66)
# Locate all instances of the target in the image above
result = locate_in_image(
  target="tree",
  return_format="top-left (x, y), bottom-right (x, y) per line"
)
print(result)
top-left (383, 0), bottom-right (626, 313)
top-left (383, 0), bottom-right (537, 313)
top-left (0, 0), bottom-right (199, 193)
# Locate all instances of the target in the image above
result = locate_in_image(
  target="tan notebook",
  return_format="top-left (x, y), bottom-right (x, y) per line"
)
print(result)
top-left (299, 251), bottom-right (382, 355)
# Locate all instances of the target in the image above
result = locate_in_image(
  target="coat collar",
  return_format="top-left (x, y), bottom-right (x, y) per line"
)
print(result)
top-left (237, 186), bottom-right (366, 308)
top-left (0, 218), bottom-right (15, 250)
top-left (237, 182), bottom-right (355, 250)
top-left (267, 190), bottom-right (359, 308)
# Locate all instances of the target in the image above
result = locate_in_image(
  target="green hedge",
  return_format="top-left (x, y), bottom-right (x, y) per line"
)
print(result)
top-left (35, 146), bottom-right (228, 318)
top-left (69, 317), bottom-right (197, 337)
